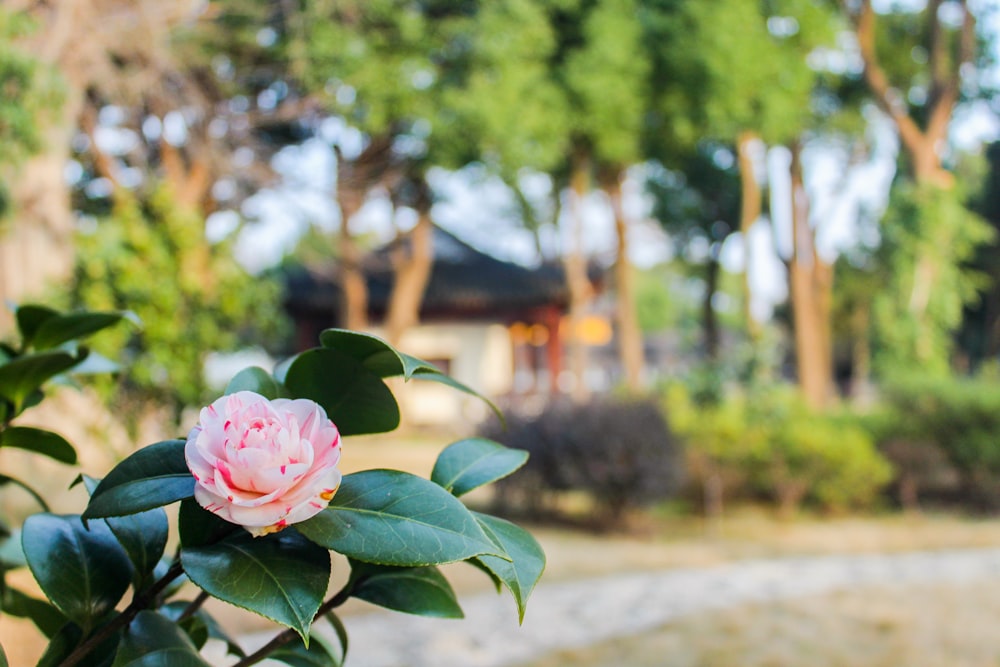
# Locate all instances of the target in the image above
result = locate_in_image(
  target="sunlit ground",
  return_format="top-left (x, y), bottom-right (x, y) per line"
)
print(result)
top-left (7, 434), bottom-right (1000, 665)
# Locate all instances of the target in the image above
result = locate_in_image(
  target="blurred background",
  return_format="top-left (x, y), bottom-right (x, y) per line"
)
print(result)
top-left (5, 0), bottom-right (1000, 665)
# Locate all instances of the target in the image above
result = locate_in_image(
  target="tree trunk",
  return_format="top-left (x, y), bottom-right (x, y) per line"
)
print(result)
top-left (603, 170), bottom-right (644, 393)
top-left (737, 131), bottom-right (763, 342)
top-left (565, 150), bottom-right (593, 401)
top-left (787, 143), bottom-right (834, 409)
top-left (384, 182), bottom-right (434, 347)
top-left (336, 190), bottom-right (369, 332)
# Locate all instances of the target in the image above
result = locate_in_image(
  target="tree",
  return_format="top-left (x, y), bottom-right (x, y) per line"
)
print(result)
top-left (841, 0), bottom-right (994, 372)
top-left (646, 143), bottom-right (741, 360)
top-left (69, 185), bottom-right (286, 423)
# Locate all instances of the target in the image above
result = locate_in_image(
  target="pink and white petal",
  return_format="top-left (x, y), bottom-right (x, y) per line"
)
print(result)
top-left (281, 494), bottom-right (332, 526)
top-left (280, 466), bottom-right (343, 509)
top-left (193, 485), bottom-right (236, 523)
top-left (226, 500), bottom-right (291, 529)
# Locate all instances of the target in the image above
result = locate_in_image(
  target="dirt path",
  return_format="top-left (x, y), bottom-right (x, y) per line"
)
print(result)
top-left (239, 548), bottom-right (1000, 667)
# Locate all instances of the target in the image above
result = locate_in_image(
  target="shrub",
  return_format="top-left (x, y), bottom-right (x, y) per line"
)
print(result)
top-left (669, 384), bottom-right (892, 515)
top-left (877, 374), bottom-right (1000, 509)
top-left (481, 397), bottom-right (684, 526)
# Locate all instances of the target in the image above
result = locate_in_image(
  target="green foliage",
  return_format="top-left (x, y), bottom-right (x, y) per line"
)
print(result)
top-left (430, 438), bottom-right (529, 497)
top-left (11, 327), bottom-right (544, 665)
top-left (877, 373), bottom-right (1000, 508)
top-left (22, 514), bottom-right (133, 632)
top-left (873, 183), bottom-right (995, 375)
top-left (0, 8), bottom-right (62, 163)
top-left (563, 0), bottom-right (648, 166)
top-left (69, 186), bottom-right (287, 417)
top-left (349, 561), bottom-right (463, 619)
top-left (668, 384), bottom-right (892, 514)
top-left (181, 530), bottom-right (330, 642)
top-left (297, 469), bottom-right (503, 566)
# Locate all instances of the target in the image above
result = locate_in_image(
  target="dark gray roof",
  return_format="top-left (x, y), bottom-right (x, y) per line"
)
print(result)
top-left (284, 226), bottom-right (571, 321)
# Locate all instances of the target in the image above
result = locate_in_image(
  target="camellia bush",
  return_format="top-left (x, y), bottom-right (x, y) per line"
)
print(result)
top-left (0, 310), bottom-right (545, 667)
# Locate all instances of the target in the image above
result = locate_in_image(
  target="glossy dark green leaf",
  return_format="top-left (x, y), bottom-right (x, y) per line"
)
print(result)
top-left (224, 367), bottom-right (288, 399)
top-left (36, 623), bottom-right (121, 667)
top-left (0, 426), bottom-right (77, 464)
top-left (22, 514), bottom-right (132, 630)
top-left (177, 498), bottom-right (239, 548)
top-left (84, 440), bottom-right (194, 519)
top-left (283, 348), bottom-right (399, 436)
top-left (297, 470), bottom-right (505, 567)
top-left (472, 513), bottom-right (546, 623)
top-left (180, 529), bottom-right (330, 642)
top-left (111, 610), bottom-right (210, 667)
top-left (32, 311), bottom-right (133, 351)
top-left (319, 329), bottom-right (502, 421)
top-left (2, 586), bottom-right (68, 637)
top-left (0, 349), bottom-right (85, 411)
top-left (160, 602), bottom-right (246, 659)
top-left (14, 304), bottom-right (59, 345)
top-left (351, 561), bottom-right (463, 618)
top-left (431, 438), bottom-right (528, 497)
top-left (105, 508), bottom-right (169, 589)
top-left (0, 473), bottom-right (49, 512)
top-left (267, 633), bottom-right (341, 667)
top-left (325, 612), bottom-right (348, 664)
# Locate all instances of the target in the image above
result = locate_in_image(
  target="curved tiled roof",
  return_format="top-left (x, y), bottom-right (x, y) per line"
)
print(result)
top-left (284, 226), bottom-right (571, 321)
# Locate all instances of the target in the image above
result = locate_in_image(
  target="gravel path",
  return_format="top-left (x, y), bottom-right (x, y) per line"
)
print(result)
top-left (244, 547), bottom-right (1000, 667)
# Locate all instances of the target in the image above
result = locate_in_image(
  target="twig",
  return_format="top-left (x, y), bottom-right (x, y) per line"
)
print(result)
top-left (176, 590), bottom-right (210, 623)
top-left (232, 586), bottom-right (355, 667)
top-left (58, 561), bottom-right (185, 667)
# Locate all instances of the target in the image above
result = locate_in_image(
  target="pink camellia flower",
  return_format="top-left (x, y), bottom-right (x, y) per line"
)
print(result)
top-left (185, 391), bottom-right (342, 537)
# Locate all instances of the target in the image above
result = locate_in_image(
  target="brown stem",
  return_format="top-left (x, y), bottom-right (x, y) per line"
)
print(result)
top-left (232, 586), bottom-right (354, 667)
top-left (59, 561), bottom-right (185, 667)
top-left (176, 590), bottom-right (210, 623)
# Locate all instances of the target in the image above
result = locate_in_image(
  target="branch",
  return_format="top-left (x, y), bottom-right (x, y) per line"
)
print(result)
top-left (853, 0), bottom-right (927, 157)
top-left (58, 561), bottom-right (186, 667)
top-left (231, 586), bottom-right (355, 667)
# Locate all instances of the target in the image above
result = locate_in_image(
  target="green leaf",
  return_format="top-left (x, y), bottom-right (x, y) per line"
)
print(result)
top-left (0, 349), bottom-right (86, 411)
top-left (84, 440), bottom-right (194, 519)
top-left (2, 586), bottom-right (68, 637)
top-left (283, 348), bottom-right (399, 436)
top-left (36, 622), bottom-right (121, 666)
top-left (0, 426), bottom-right (77, 464)
top-left (105, 508), bottom-right (169, 590)
top-left (0, 641), bottom-right (7, 667)
top-left (177, 498), bottom-right (239, 548)
top-left (472, 513), bottom-right (546, 623)
top-left (0, 531), bottom-right (26, 568)
top-left (14, 304), bottom-right (59, 345)
top-left (22, 514), bottom-right (132, 630)
top-left (224, 367), bottom-right (288, 399)
top-left (297, 470), bottom-right (505, 567)
top-left (160, 602), bottom-right (246, 659)
top-left (325, 612), bottom-right (348, 663)
top-left (31, 311), bottom-right (132, 351)
top-left (431, 438), bottom-right (528, 497)
top-left (319, 329), bottom-right (502, 421)
top-left (267, 633), bottom-right (341, 667)
top-left (111, 610), bottom-right (210, 667)
top-left (0, 474), bottom-right (49, 512)
top-left (351, 561), bottom-right (463, 618)
top-left (180, 529), bottom-right (330, 642)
